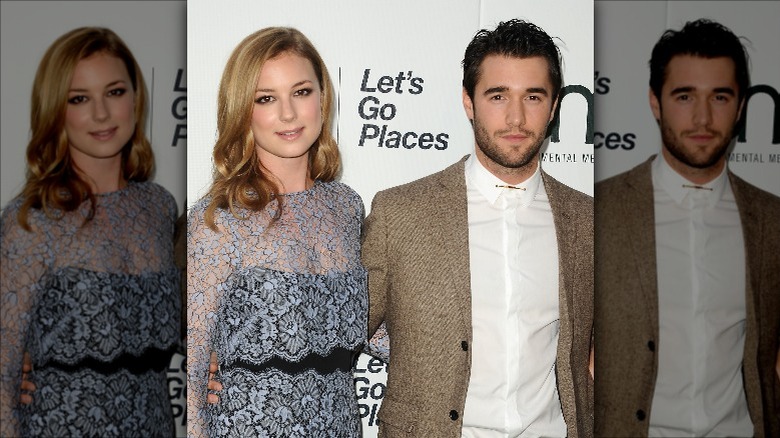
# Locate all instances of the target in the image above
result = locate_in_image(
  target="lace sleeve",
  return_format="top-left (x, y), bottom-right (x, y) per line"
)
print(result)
top-left (364, 321), bottom-right (390, 363)
top-left (0, 204), bottom-right (47, 438)
top-left (186, 201), bottom-right (237, 438)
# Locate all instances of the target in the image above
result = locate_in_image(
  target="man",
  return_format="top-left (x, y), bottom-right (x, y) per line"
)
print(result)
top-left (595, 19), bottom-right (780, 437)
top-left (208, 19), bottom-right (593, 437)
top-left (363, 19), bottom-right (592, 436)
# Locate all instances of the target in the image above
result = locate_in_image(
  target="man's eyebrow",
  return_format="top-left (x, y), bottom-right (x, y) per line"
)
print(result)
top-left (713, 87), bottom-right (736, 95)
top-left (482, 86), bottom-right (549, 96)
top-left (669, 86), bottom-right (736, 96)
top-left (670, 86), bottom-right (695, 95)
top-left (526, 87), bottom-right (549, 96)
top-left (483, 86), bottom-right (509, 95)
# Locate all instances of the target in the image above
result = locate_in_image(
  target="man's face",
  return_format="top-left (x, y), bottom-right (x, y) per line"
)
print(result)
top-left (650, 55), bottom-right (744, 179)
top-left (463, 55), bottom-right (558, 183)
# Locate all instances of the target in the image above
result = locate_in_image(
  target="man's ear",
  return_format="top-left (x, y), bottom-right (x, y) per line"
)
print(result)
top-left (549, 96), bottom-right (560, 124)
top-left (462, 88), bottom-right (474, 121)
top-left (649, 88), bottom-right (661, 122)
top-left (736, 96), bottom-right (746, 125)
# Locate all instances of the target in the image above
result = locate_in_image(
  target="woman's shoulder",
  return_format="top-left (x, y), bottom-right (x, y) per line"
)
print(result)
top-left (0, 195), bottom-right (56, 235)
top-left (319, 180), bottom-right (364, 205)
top-left (130, 181), bottom-right (178, 218)
top-left (187, 196), bottom-right (241, 234)
top-left (1, 196), bottom-right (26, 232)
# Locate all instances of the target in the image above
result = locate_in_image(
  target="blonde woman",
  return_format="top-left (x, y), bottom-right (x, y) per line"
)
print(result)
top-left (187, 28), bottom-right (366, 436)
top-left (0, 27), bottom-right (179, 437)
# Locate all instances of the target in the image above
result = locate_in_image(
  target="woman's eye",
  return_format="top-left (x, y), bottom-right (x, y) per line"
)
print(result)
top-left (68, 95), bottom-right (87, 105)
top-left (254, 95), bottom-right (273, 104)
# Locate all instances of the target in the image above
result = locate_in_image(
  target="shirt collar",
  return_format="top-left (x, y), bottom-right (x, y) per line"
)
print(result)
top-left (651, 153), bottom-right (728, 209)
top-left (465, 153), bottom-right (541, 208)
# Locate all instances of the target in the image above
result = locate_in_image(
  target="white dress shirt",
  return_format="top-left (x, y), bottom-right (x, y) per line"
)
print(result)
top-left (461, 154), bottom-right (566, 438)
top-left (649, 155), bottom-right (752, 437)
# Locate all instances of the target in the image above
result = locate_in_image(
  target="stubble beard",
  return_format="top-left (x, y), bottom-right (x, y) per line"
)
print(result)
top-left (472, 116), bottom-right (546, 172)
top-left (659, 117), bottom-right (733, 170)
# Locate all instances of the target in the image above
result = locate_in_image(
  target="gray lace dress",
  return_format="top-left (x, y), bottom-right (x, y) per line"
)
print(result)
top-left (187, 181), bottom-right (367, 438)
top-left (0, 181), bottom-right (180, 438)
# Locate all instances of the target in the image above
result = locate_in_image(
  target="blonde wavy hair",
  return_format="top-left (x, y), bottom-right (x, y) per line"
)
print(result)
top-left (204, 27), bottom-right (340, 231)
top-left (17, 27), bottom-right (153, 230)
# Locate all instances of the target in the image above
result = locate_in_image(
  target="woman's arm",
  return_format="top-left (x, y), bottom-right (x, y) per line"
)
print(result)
top-left (186, 202), bottom-right (234, 438)
top-left (1, 204), bottom-right (45, 437)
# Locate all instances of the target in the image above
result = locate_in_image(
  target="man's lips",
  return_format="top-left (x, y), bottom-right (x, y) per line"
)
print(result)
top-left (502, 134), bottom-right (529, 141)
top-left (276, 127), bottom-right (303, 140)
top-left (686, 132), bottom-right (717, 141)
top-left (499, 130), bottom-right (534, 142)
top-left (89, 127), bottom-right (118, 141)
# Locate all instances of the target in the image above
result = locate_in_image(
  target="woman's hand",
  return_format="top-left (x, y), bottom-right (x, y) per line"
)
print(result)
top-left (20, 352), bottom-right (36, 405)
top-left (207, 352), bottom-right (222, 404)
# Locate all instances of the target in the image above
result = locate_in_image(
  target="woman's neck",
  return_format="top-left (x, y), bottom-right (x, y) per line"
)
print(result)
top-left (259, 153), bottom-right (313, 194)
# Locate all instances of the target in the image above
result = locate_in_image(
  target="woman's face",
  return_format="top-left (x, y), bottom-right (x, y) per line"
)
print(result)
top-left (251, 52), bottom-right (322, 166)
top-left (65, 52), bottom-right (136, 169)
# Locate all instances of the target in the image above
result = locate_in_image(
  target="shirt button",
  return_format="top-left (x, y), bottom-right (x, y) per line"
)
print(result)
top-left (647, 340), bottom-right (655, 352)
top-left (636, 409), bottom-right (646, 421)
top-left (449, 410), bottom-right (459, 421)
top-left (461, 341), bottom-right (468, 351)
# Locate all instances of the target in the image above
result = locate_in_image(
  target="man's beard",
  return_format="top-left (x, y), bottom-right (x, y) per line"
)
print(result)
top-left (473, 115), bottom-right (546, 170)
top-left (659, 119), bottom-right (733, 170)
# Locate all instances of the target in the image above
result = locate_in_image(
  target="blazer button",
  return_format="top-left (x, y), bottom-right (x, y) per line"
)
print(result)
top-left (461, 341), bottom-right (468, 351)
top-left (636, 409), bottom-right (646, 421)
top-left (449, 410), bottom-right (459, 421)
top-left (647, 340), bottom-right (655, 352)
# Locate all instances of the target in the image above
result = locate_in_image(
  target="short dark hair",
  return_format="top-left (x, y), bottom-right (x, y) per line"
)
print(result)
top-left (649, 19), bottom-right (750, 101)
top-left (462, 19), bottom-right (563, 101)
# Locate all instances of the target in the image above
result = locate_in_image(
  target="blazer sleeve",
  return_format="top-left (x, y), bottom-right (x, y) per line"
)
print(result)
top-left (362, 190), bottom-right (390, 341)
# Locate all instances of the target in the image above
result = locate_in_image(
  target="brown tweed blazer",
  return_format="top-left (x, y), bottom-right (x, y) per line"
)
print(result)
top-left (363, 156), bottom-right (594, 437)
top-left (594, 156), bottom-right (780, 437)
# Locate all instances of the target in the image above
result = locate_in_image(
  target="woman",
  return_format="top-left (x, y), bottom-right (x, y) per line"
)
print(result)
top-left (0, 27), bottom-right (180, 437)
top-left (186, 27), bottom-right (366, 437)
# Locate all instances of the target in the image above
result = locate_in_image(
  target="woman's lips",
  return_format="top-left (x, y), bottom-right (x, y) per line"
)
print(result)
top-left (90, 127), bottom-right (118, 141)
top-left (276, 127), bottom-right (303, 141)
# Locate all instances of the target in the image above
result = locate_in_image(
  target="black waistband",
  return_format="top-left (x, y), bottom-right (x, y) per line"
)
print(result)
top-left (222, 347), bottom-right (356, 374)
top-left (41, 347), bottom-right (175, 375)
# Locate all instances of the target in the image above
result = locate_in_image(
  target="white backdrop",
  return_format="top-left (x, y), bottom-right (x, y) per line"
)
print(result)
top-left (0, 1), bottom-right (187, 436)
top-left (187, 0), bottom-right (593, 435)
top-left (594, 0), bottom-right (780, 197)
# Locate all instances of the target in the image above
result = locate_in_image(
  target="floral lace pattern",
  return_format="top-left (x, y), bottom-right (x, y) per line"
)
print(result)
top-left (0, 181), bottom-right (180, 437)
top-left (365, 322), bottom-right (390, 363)
top-left (20, 367), bottom-right (172, 438)
top-left (28, 267), bottom-right (179, 366)
top-left (215, 266), bottom-right (366, 366)
top-left (187, 181), bottom-right (366, 438)
top-left (209, 368), bottom-right (361, 437)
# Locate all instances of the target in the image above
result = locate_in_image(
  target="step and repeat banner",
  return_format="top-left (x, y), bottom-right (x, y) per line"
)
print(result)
top-left (187, 0), bottom-right (592, 435)
top-left (595, 0), bottom-right (780, 196)
top-left (0, 1), bottom-right (187, 437)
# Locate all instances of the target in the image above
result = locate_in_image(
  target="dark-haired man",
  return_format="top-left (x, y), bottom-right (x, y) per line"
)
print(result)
top-left (363, 19), bottom-right (593, 436)
top-left (595, 19), bottom-right (780, 437)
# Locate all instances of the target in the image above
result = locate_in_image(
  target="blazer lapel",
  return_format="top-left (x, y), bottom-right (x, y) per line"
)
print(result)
top-left (432, 157), bottom-right (473, 331)
top-left (729, 172), bottom-right (763, 432)
top-left (543, 172), bottom-right (577, 345)
top-left (623, 159), bottom-right (660, 336)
